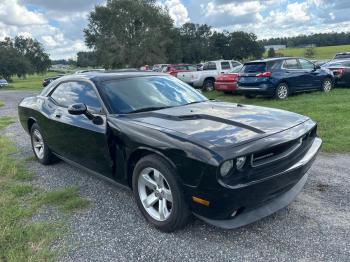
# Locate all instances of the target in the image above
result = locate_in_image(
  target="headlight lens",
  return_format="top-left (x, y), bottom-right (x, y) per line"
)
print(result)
top-left (236, 156), bottom-right (246, 170)
top-left (220, 160), bottom-right (234, 177)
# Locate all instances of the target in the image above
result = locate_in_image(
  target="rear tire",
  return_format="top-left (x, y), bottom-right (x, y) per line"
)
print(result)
top-left (132, 154), bottom-right (191, 232)
top-left (275, 83), bottom-right (289, 99)
top-left (30, 123), bottom-right (57, 165)
top-left (202, 79), bottom-right (214, 92)
top-left (321, 78), bottom-right (333, 92)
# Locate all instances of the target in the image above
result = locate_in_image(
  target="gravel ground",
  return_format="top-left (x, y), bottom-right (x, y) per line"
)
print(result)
top-left (1, 90), bottom-right (349, 261)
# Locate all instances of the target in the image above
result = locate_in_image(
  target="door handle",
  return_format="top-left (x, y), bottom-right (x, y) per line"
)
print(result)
top-left (55, 113), bottom-right (61, 118)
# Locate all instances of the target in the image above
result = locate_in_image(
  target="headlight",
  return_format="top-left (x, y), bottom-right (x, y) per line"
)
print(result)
top-left (236, 156), bottom-right (246, 170)
top-left (220, 160), bottom-right (234, 177)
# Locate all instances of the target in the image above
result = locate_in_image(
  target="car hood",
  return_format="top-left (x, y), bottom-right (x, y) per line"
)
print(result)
top-left (118, 101), bottom-right (309, 147)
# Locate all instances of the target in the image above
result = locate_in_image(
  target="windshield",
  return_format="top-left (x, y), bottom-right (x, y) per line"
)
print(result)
top-left (99, 76), bottom-right (208, 114)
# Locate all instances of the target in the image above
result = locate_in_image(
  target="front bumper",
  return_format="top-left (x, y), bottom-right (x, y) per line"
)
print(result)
top-left (193, 137), bottom-right (322, 229)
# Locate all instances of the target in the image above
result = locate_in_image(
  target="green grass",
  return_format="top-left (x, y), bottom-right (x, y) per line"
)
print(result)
top-left (0, 116), bottom-right (89, 261)
top-left (3, 72), bottom-right (58, 91)
top-left (265, 44), bottom-right (350, 60)
top-left (204, 89), bottom-right (350, 153)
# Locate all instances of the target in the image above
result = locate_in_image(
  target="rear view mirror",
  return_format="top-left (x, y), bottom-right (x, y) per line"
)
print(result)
top-left (68, 103), bottom-right (87, 115)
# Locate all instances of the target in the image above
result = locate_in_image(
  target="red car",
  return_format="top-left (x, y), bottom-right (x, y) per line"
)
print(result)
top-left (215, 66), bottom-right (242, 93)
top-left (163, 64), bottom-right (197, 77)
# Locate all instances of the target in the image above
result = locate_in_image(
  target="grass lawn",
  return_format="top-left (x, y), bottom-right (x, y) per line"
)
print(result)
top-left (3, 72), bottom-right (58, 91)
top-left (264, 44), bottom-right (350, 60)
top-left (0, 115), bottom-right (89, 260)
top-left (204, 89), bottom-right (350, 153)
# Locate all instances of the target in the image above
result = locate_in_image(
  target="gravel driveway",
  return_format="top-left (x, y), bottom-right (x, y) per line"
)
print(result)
top-left (1, 90), bottom-right (349, 261)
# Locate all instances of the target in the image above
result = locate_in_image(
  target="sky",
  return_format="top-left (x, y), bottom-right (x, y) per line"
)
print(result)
top-left (0, 0), bottom-right (349, 60)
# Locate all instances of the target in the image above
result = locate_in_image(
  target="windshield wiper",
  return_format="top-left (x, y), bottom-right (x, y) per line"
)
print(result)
top-left (129, 106), bottom-right (172, 114)
top-left (185, 101), bottom-right (205, 106)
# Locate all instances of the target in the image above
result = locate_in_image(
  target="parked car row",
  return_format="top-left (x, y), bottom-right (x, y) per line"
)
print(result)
top-left (212, 57), bottom-right (343, 99)
top-left (177, 60), bottom-right (242, 91)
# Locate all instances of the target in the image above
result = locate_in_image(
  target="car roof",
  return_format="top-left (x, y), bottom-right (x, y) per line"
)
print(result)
top-left (245, 57), bottom-right (313, 64)
top-left (40, 71), bottom-right (168, 96)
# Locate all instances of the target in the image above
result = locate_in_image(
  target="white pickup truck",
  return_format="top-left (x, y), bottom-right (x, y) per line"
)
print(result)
top-left (177, 60), bottom-right (242, 91)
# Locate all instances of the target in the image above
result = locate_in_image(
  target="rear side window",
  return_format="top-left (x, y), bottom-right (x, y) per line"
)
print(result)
top-left (283, 59), bottom-right (300, 69)
top-left (242, 63), bottom-right (267, 73)
top-left (221, 62), bottom-right (231, 70)
top-left (50, 81), bottom-right (102, 112)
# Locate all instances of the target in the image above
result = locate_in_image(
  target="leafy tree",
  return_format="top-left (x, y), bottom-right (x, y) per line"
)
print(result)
top-left (84, 0), bottom-right (174, 68)
top-left (77, 51), bottom-right (99, 67)
top-left (0, 37), bottom-right (50, 80)
top-left (304, 47), bottom-right (316, 58)
top-left (14, 36), bottom-right (51, 74)
top-left (267, 48), bottom-right (276, 58)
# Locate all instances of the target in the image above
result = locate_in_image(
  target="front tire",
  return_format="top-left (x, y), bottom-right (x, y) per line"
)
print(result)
top-left (132, 154), bottom-right (191, 232)
top-left (275, 83), bottom-right (289, 99)
top-left (202, 79), bottom-right (214, 91)
top-left (321, 78), bottom-right (333, 92)
top-left (30, 123), bottom-right (56, 165)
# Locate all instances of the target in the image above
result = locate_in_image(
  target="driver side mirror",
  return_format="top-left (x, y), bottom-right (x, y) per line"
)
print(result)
top-left (68, 103), bottom-right (87, 115)
top-left (68, 103), bottom-right (103, 125)
top-left (315, 65), bottom-right (321, 70)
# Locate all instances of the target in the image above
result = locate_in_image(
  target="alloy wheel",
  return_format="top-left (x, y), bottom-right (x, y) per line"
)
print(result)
top-left (138, 167), bottom-right (173, 221)
top-left (277, 84), bottom-right (288, 99)
top-left (323, 79), bottom-right (332, 92)
top-left (204, 81), bottom-right (214, 91)
top-left (32, 129), bottom-right (45, 159)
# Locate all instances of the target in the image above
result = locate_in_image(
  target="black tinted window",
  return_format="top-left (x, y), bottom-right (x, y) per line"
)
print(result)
top-left (242, 63), bottom-right (266, 73)
top-left (221, 62), bottom-right (231, 70)
top-left (50, 81), bottom-right (102, 111)
top-left (283, 59), bottom-right (300, 69)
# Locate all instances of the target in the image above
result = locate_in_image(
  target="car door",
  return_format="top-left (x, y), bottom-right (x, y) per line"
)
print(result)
top-left (46, 80), bottom-right (113, 176)
top-left (281, 59), bottom-right (306, 91)
top-left (298, 58), bottom-right (322, 89)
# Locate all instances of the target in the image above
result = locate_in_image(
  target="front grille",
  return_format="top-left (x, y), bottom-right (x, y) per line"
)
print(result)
top-left (246, 127), bottom-right (316, 182)
top-left (221, 126), bottom-right (317, 186)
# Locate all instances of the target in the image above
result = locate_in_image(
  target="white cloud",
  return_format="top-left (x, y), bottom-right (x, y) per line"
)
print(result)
top-left (165, 0), bottom-right (190, 26)
top-left (0, 0), bottom-right (46, 26)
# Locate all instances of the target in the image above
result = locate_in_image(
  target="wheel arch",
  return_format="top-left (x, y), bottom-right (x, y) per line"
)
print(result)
top-left (27, 117), bottom-right (38, 132)
top-left (126, 147), bottom-right (177, 188)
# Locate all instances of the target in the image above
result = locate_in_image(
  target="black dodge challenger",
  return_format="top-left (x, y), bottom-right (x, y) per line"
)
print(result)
top-left (18, 72), bottom-right (322, 232)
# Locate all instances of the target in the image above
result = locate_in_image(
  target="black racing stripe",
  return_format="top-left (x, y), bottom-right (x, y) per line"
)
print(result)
top-left (126, 112), bottom-right (265, 134)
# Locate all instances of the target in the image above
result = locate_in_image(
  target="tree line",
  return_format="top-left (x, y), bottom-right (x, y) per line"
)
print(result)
top-left (0, 37), bottom-right (51, 81)
top-left (80, 0), bottom-right (265, 68)
top-left (261, 32), bottom-right (350, 48)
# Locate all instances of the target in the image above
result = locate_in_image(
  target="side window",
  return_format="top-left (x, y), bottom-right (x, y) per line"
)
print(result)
top-left (203, 62), bottom-right (217, 70)
top-left (50, 81), bottom-right (102, 112)
top-left (221, 62), bottom-right (231, 70)
top-left (299, 59), bottom-right (315, 70)
top-left (283, 59), bottom-right (300, 70)
top-left (231, 61), bottom-right (240, 68)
